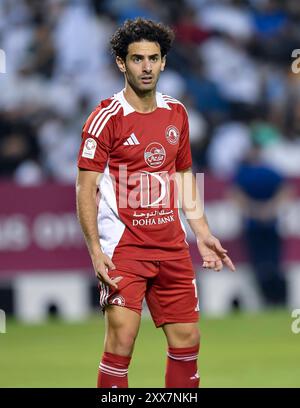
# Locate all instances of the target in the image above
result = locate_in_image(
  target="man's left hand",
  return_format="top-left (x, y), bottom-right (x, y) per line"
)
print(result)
top-left (197, 234), bottom-right (236, 272)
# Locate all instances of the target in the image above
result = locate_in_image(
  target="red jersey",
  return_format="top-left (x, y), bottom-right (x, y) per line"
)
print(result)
top-left (77, 90), bottom-right (192, 261)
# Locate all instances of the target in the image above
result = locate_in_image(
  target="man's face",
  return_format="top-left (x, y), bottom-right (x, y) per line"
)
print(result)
top-left (117, 40), bottom-right (166, 93)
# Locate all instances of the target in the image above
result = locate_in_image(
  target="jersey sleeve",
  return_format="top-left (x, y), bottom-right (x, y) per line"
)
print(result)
top-left (175, 107), bottom-right (192, 171)
top-left (77, 105), bottom-right (115, 173)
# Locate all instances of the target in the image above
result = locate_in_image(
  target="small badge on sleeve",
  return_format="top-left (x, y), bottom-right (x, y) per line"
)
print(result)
top-left (82, 137), bottom-right (97, 159)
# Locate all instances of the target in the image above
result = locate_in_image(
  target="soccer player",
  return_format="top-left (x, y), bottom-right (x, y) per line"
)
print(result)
top-left (76, 18), bottom-right (235, 388)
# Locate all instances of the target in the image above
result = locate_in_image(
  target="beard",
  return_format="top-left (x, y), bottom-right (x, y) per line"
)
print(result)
top-left (125, 71), bottom-right (159, 95)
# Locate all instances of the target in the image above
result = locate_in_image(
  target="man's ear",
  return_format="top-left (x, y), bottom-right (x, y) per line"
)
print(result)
top-left (116, 56), bottom-right (126, 73)
top-left (161, 55), bottom-right (166, 72)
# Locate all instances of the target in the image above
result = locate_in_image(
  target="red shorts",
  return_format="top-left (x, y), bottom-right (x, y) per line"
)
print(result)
top-left (98, 257), bottom-right (199, 327)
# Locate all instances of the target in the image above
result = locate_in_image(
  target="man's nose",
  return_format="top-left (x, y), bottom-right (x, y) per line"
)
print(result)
top-left (142, 60), bottom-right (152, 72)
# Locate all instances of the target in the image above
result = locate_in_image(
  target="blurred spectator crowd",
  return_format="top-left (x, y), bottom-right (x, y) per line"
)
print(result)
top-left (1, 0), bottom-right (300, 184)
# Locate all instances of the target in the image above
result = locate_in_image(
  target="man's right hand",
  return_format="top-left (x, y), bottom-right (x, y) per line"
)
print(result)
top-left (91, 251), bottom-right (122, 289)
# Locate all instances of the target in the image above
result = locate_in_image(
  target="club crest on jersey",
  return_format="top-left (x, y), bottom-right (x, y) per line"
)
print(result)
top-left (144, 142), bottom-right (166, 168)
top-left (110, 295), bottom-right (125, 307)
top-left (82, 137), bottom-right (96, 159)
top-left (165, 125), bottom-right (179, 145)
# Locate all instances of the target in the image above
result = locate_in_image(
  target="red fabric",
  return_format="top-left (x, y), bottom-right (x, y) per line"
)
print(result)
top-left (165, 344), bottom-right (200, 388)
top-left (99, 257), bottom-right (200, 328)
top-left (97, 352), bottom-right (131, 388)
top-left (77, 91), bottom-right (192, 261)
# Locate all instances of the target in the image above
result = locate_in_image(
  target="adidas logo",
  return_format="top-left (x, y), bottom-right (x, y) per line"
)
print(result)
top-left (123, 133), bottom-right (140, 145)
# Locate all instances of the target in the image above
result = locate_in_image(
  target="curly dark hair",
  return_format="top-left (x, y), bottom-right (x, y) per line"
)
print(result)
top-left (110, 17), bottom-right (175, 60)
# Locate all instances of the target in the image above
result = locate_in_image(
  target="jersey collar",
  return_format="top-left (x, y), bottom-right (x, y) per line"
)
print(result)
top-left (114, 89), bottom-right (171, 116)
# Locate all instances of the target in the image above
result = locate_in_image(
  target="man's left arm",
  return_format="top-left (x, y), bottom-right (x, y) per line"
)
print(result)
top-left (176, 167), bottom-right (235, 272)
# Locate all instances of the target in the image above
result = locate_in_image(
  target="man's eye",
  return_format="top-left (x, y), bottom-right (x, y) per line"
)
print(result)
top-left (134, 57), bottom-right (141, 62)
top-left (151, 57), bottom-right (158, 62)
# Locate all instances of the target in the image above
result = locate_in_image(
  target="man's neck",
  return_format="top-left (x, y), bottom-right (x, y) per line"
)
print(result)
top-left (123, 85), bottom-right (157, 113)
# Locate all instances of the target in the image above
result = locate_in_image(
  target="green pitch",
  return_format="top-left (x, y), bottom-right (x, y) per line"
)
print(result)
top-left (0, 309), bottom-right (299, 388)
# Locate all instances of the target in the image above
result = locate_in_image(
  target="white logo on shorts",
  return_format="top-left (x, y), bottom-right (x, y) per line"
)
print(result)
top-left (110, 295), bottom-right (125, 306)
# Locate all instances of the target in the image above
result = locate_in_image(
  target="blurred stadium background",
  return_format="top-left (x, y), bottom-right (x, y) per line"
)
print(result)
top-left (0, 0), bottom-right (300, 388)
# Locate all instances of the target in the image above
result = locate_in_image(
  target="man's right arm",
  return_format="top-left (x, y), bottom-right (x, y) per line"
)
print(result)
top-left (76, 168), bottom-right (122, 288)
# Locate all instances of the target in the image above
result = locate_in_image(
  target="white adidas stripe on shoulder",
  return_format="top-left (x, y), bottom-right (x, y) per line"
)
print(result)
top-left (88, 99), bottom-right (122, 137)
top-left (93, 101), bottom-right (121, 137)
top-left (162, 95), bottom-right (187, 112)
top-left (88, 98), bottom-right (118, 134)
top-left (162, 94), bottom-right (180, 102)
top-left (95, 103), bottom-right (122, 138)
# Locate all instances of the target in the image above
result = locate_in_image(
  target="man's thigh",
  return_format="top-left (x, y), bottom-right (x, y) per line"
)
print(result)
top-left (146, 257), bottom-right (200, 328)
top-left (99, 259), bottom-right (158, 315)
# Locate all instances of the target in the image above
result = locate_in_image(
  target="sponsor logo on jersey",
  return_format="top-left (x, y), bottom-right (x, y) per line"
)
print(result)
top-left (82, 137), bottom-right (97, 159)
top-left (165, 125), bottom-right (179, 145)
top-left (144, 142), bottom-right (166, 168)
top-left (123, 133), bottom-right (140, 145)
top-left (140, 171), bottom-right (170, 207)
top-left (132, 209), bottom-right (175, 226)
top-left (110, 295), bottom-right (125, 306)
